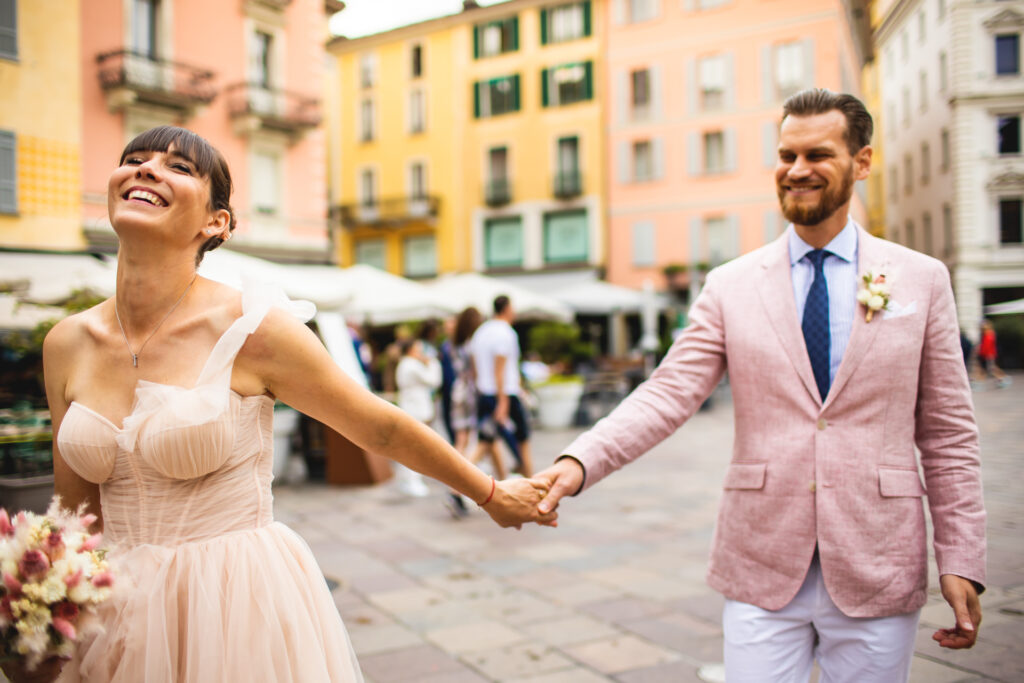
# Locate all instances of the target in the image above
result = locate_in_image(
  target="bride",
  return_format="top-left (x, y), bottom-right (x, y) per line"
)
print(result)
top-left (14, 126), bottom-right (555, 683)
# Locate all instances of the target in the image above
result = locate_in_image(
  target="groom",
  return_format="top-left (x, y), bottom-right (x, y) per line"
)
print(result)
top-left (532, 89), bottom-right (986, 681)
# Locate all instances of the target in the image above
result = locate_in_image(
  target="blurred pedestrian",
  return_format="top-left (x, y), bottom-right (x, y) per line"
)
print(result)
top-left (394, 338), bottom-right (441, 496)
top-left (975, 319), bottom-right (1011, 388)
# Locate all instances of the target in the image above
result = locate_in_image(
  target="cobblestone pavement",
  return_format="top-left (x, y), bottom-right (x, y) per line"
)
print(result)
top-left (275, 374), bottom-right (1024, 683)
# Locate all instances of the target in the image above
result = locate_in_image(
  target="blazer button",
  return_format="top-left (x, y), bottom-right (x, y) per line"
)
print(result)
top-left (817, 418), bottom-right (827, 431)
top-left (809, 481), bottom-right (817, 492)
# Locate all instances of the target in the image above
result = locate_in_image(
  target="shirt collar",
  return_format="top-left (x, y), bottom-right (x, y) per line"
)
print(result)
top-left (787, 216), bottom-right (858, 266)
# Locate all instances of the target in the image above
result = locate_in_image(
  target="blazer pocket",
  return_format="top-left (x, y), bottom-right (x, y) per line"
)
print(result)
top-left (878, 467), bottom-right (927, 497)
top-left (723, 462), bottom-right (767, 490)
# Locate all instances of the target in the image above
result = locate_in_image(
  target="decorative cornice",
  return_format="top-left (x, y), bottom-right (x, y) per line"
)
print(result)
top-left (983, 8), bottom-right (1024, 33)
top-left (986, 170), bottom-right (1024, 191)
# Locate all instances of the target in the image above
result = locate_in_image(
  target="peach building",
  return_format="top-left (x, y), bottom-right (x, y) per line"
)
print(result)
top-left (604, 0), bottom-right (870, 297)
top-left (80, 0), bottom-right (341, 262)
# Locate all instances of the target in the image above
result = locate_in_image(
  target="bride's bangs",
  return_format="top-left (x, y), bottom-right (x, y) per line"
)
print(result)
top-left (119, 126), bottom-right (219, 179)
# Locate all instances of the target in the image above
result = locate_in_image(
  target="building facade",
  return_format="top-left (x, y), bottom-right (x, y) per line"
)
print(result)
top-left (877, 0), bottom-right (1024, 337)
top-left (328, 0), bottom-right (605, 283)
top-left (0, 0), bottom-right (83, 250)
top-left (80, 0), bottom-right (338, 262)
top-left (605, 0), bottom-right (869, 296)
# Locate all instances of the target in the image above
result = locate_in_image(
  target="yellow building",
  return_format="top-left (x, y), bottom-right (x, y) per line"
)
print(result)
top-left (0, 0), bottom-right (82, 250)
top-left (862, 0), bottom-right (886, 238)
top-left (328, 0), bottom-right (604, 282)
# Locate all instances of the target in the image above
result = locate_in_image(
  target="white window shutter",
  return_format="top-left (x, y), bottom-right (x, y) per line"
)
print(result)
top-left (613, 0), bottom-right (626, 24)
top-left (652, 137), bottom-right (665, 179)
top-left (617, 70), bottom-right (628, 125)
top-left (762, 121), bottom-right (777, 168)
top-left (724, 128), bottom-right (737, 173)
top-left (687, 131), bottom-right (700, 176)
top-left (685, 58), bottom-right (697, 116)
top-left (728, 214), bottom-right (741, 259)
top-left (761, 45), bottom-right (773, 104)
top-left (689, 217), bottom-right (704, 265)
top-left (723, 53), bottom-right (736, 110)
top-left (763, 210), bottom-right (780, 244)
top-left (684, 0), bottom-right (696, 10)
top-left (632, 221), bottom-right (656, 266)
top-left (802, 38), bottom-right (816, 90)
top-left (650, 65), bottom-right (663, 120)
top-left (618, 141), bottom-right (631, 183)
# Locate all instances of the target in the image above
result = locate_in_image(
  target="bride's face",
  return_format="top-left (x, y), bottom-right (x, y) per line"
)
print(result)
top-left (107, 143), bottom-right (217, 246)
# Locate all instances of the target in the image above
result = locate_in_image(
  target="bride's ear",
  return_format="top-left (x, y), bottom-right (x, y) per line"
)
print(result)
top-left (202, 209), bottom-right (232, 241)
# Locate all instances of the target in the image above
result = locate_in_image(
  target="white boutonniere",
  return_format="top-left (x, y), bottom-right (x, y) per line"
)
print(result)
top-left (856, 269), bottom-right (891, 322)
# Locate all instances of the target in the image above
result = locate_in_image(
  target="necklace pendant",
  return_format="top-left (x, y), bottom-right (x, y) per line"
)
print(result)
top-left (132, 354), bottom-right (138, 368)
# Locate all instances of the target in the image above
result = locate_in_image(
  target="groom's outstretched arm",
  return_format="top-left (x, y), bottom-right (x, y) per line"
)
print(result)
top-left (537, 269), bottom-right (730, 513)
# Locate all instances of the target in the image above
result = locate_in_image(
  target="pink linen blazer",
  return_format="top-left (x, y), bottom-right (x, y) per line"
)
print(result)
top-left (564, 227), bottom-right (986, 618)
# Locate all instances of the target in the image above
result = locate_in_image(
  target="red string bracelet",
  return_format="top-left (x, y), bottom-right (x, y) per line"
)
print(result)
top-left (478, 476), bottom-right (496, 506)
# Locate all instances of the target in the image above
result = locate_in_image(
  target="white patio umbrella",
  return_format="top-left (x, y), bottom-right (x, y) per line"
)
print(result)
top-left (424, 272), bottom-right (573, 321)
top-left (985, 298), bottom-right (1024, 315)
top-left (0, 295), bottom-right (65, 331)
top-left (198, 249), bottom-right (352, 310)
top-left (333, 265), bottom-right (459, 325)
top-left (0, 252), bottom-right (117, 304)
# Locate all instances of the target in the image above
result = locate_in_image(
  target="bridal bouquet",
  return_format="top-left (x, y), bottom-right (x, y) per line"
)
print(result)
top-left (0, 498), bottom-right (113, 672)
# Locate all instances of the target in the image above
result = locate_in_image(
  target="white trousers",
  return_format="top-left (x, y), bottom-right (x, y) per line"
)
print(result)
top-left (722, 558), bottom-right (921, 683)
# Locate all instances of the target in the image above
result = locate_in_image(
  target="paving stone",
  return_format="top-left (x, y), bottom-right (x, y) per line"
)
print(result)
top-left (357, 644), bottom-right (467, 682)
top-left (505, 668), bottom-right (611, 683)
top-left (519, 614), bottom-right (622, 646)
top-left (348, 622), bottom-right (425, 656)
top-left (908, 655), bottom-right (987, 683)
top-left (425, 619), bottom-right (527, 654)
top-left (366, 587), bottom-right (447, 613)
top-left (615, 659), bottom-right (706, 682)
top-left (461, 640), bottom-right (576, 679)
top-left (566, 635), bottom-right (680, 675)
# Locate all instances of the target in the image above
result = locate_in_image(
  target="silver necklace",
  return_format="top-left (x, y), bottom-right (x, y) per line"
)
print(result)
top-left (114, 275), bottom-right (197, 368)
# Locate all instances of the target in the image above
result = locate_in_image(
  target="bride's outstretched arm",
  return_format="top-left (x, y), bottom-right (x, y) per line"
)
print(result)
top-left (236, 308), bottom-right (556, 529)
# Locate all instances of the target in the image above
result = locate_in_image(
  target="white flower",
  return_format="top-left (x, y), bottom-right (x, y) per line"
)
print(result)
top-left (856, 289), bottom-right (872, 305)
top-left (868, 295), bottom-right (885, 311)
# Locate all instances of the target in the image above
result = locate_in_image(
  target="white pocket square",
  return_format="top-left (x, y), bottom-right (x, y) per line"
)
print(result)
top-left (883, 300), bottom-right (917, 320)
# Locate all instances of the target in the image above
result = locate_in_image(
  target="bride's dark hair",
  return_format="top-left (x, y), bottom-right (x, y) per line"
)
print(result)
top-left (119, 126), bottom-right (236, 265)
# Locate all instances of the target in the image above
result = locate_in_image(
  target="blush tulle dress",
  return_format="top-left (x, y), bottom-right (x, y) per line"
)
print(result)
top-left (55, 285), bottom-right (363, 682)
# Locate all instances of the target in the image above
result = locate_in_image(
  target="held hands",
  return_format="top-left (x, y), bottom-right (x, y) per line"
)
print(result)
top-left (482, 477), bottom-right (558, 529)
top-left (932, 574), bottom-right (982, 649)
top-left (532, 457), bottom-right (585, 516)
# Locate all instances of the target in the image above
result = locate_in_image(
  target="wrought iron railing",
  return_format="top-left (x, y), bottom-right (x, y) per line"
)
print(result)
top-left (224, 82), bottom-right (322, 131)
top-left (484, 178), bottom-right (512, 206)
top-left (553, 170), bottom-right (583, 198)
top-left (335, 196), bottom-right (441, 228)
top-left (96, 50), bottom-right (216, 108)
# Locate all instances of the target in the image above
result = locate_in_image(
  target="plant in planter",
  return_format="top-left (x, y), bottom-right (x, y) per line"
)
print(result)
top-left (526, 322), bottom-right (593, 429)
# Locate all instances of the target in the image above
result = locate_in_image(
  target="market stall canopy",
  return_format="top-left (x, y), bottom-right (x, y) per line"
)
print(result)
top-left (198, 249), bottom-right (353, 310)
top-left (329, 265), bottom-right (459, 325)
top-left (0, 295), bottom-right (65, 331)
top-left (0, 252), bottom-right (116, 304)
top-left (424, 272), bottom-right (573, 322)
top-left (985, 298), bottom-right (1024, 315)
top-left (499, 270), bottom-right (670, 315)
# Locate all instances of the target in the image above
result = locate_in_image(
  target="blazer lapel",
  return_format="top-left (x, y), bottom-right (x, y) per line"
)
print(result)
top-left (822, 227), bottom-right (886, 411)
top-left (757, 236), bottom-right (821, 404)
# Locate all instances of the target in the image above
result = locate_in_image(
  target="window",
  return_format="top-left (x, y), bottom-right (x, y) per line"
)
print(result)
top-left (473, 75), bottom-right (520, 118)
top-left (354, 240), bottom-right (386, 270)
top-left (485, 216), bottom-right (523, 268)
top-left (0, 130), bottom-right (15, 214)
top-left (473, 17), bottom-right (518, 58)
top-left (938, 0), bottom-right (946, 21)
top-left (543, 209), bottom-right (588, 263)
top-left (542, 61), bottom-right (594, 107)
top-left (901, 30), bottom-right (909, 61)
top-left (633, 140), bottom-right (653, 181)
top-left (904, 154), bottom-right (913, 195)
top-left (939, 52), bottom-right (948, 92)
top-left (706, 216), bottom-right (736, 265)
top-left (941, 128), bottom-right (950, 170)
top-left (133, 0), bottom-right (160, 59)
top-left (359, 168), bottom-right (376, 206)
top-left (943, 204), bottom-right (953, 256)
top-left (0, 0), bottom-right (18, 60)
top-left (774, 42), bottom-right (805, 99)
top-left (905, 220), bottom-right (915, 250)
top-left (250, 31), bottom-right (273, 89)
top-left (887, 104), bottom-right (897, 138)
top-left (359, 53), bottom-right (376, 88)
top-left (557, 136), bottom-right (580, 176)
top-left (921, 142), bottom-right (931, 184)
top-left (251, 151), bottom-right (280, 215)
top-left (487, 147), bottom-right (510, 203)
top-left (699, 55), bottom-right (726, 110)
top-left (999, 115), bottom-right (1020, 154)
top-left (489, 146), bottom-right (508, 182)
top-left (996, 35), bottom-right (1019, 76)
top-left (889, 165), bottom-right (898, 202)
top-left (632, 221), bottom-right (655, 266)
top-left (360, 98), bottom-right (374, 142)
top-left (918, 10), bottom-right (926, 43)
top-left (409, 89), bottom-right (425, 133)
top-left (630, 68), bottom-right (651, 115)
top-left (409, 162), bottom-right (427, 199)
top-left (410, 43), bottom-right (423, 78)
top-left (902, 87), bottom-right (911, 127)
top-left (1000, 199), bottom-right (1023, 244)
top-left (698, 0), bottom-right (730, 7)
top-left (704, 131), bottom-right (725, 174)
top-left (403, 235), bottom-right (437, 277)
top-left (541, 2), bottom-right (591, 44)
top-left (919, 71), bottom-right (928, 111)
top-left (923, 212), bottom-right (933, 255)
top-left (628, 0), bottom-right (658, 23)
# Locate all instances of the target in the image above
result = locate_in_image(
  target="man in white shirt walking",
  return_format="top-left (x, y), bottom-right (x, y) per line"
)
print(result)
top-left (470, 295), bottom-right (533, 477)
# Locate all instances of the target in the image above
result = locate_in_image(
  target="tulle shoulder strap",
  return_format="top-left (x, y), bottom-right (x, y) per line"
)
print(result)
top-left (195, 277), bottom-right (317, 387)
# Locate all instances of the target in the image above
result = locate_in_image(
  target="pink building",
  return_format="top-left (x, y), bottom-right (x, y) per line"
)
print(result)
top-left (604, 0), bottom-right (870, 298)
top-left (80, 0), bottom-right (341, 262)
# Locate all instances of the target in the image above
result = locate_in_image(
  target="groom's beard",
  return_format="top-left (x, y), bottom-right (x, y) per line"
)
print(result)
top-left (778, 163), bottom-right (855, 227)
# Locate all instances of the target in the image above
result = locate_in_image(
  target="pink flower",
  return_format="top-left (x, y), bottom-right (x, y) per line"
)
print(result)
top-left (91, 571), bottom-right (114, 588)
top-left (0, 509), bottom-right (12, 536)
top-left (44, 529), bottom-right (66, 561)
top-left (1, 595), bottom-right (14, 620)
top-left (64, 567), bottom-right (84, 588)
top-left (52, 600), bottom-right (79, 622)
top-left (52, 616), bottom-right (77, 641)
top-left (3, 571), bottom-right (23, 596)
top-left (80, 533), bottom-right (103, 552)
top-left (19, 549), bottom-right (51, 578)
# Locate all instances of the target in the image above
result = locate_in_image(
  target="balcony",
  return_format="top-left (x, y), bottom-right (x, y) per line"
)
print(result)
top-left (225, 83), bottom-right (322, 138)
top-left (335, 196), bottom-right (441, 229)
top-left (244, 0), bottom-right (292, 10)
top-left (484, 178), bottom-right (512, 206)
top-left (96, 50), bottom-right (215, 115)
top-left (553, 170), bottom-right (583, 199)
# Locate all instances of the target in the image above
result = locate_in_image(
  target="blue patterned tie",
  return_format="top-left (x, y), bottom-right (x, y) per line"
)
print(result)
top-left (802, 249), bottom-right (831, 401)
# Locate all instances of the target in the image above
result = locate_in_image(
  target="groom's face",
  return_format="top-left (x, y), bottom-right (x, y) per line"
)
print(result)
top-left (775, 110), bottom-right (871, 227)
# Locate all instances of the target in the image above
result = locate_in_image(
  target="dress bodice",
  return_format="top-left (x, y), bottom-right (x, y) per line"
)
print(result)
top-left (56, 283), bottom-right (315, 548)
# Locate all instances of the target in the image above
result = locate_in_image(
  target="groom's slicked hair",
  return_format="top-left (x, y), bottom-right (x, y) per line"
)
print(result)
top-left (782, 88), bottom-right (873, 155)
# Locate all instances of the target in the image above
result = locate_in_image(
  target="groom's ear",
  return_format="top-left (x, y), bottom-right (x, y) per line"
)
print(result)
top-left (854, 145), bottom-right (872, 181)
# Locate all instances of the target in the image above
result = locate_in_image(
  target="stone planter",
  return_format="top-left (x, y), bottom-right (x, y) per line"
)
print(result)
top-left (0, 473), bottom-right (55, 514)
top-left (534, 379), bottom-right (585, 430)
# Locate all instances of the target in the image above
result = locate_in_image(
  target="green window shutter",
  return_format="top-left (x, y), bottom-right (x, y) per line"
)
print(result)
top-left (541, 68), bottom-right (550, 107)
top-left (511, 17), bottom-right (519, 51)
top-left (584, 60), bottom-right (593, 100)
top-left (473, 81), bottom-right (481, 118)
top-left (473, 25), bottom-right (480, 59)
top-left (582, 1), bottom-right (592, 37)
top-left (0, 130), bottom-right (16, 214)
top-left (540, 9), bottom-right (548, 45)
top-left (512, 74), bottom-right (520, 111)
top-left (0, 0), bottom-right (16, 60)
